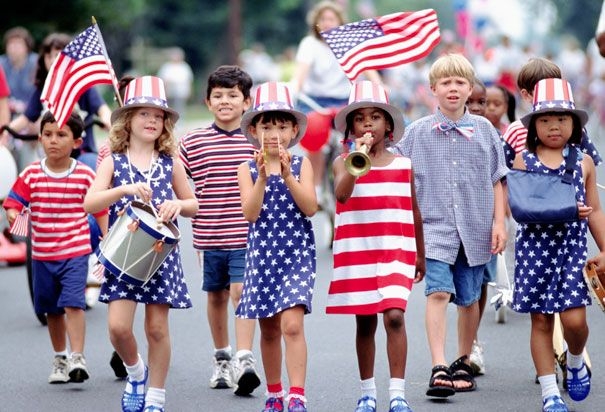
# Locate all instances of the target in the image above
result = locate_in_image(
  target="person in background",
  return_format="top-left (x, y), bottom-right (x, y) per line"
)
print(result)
top-left (157, 47), bottom-right (194, 119)
top-left (179, 65), bottom-right (261, 396)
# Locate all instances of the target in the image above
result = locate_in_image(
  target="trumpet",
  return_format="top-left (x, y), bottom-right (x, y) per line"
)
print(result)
top-left (344, 143), bottom-right (371, 177)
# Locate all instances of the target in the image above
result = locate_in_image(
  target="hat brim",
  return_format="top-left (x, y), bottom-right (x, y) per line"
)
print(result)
top-left (520, 107), bottom-right (588, 129)
top-left (110, 103), bottom-right (180, 125)
top-left (335, 102), bottom-right (404, 144)
top-left (241, 109), bottom-right (308, 149)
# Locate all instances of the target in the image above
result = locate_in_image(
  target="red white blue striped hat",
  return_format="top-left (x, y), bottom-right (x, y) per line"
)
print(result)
top-left (111, 76), bottom-right (179, 124)
top-left (335, 80), bottom-right (404, 143)
top-left (241, 81), bottom-right (307, 148)
top-left (520, 78), bottom-right (588, 128)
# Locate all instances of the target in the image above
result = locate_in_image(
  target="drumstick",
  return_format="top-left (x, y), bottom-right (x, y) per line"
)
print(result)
top-left (262, 132), bottom-right (268, 164)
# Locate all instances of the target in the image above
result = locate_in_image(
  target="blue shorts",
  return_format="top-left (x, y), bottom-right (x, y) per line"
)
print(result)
top-left (424, 247), bottom-right (485, 307)
top-left (32, 254), bottom-right (88, 314)
top-left (482, 254), bottom-right (498, 284)
top-left (201, 249), bottom-right (245, 292)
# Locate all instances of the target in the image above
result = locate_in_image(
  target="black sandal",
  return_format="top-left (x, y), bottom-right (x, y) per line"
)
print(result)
top-left (450, 355), bottom-right (477, 392)
top-left (426, 365), bottom-right (456, 398)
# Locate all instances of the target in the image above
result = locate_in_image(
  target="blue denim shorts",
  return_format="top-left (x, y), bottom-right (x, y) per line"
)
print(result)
top-left (482, 254), bottom-right (498, 284)
top-left (424, 247), bottom-right (485, 307)
top-left (201, 249), bottom-right (246, 292)
top-left (32, 254), bottom-right (88, 314)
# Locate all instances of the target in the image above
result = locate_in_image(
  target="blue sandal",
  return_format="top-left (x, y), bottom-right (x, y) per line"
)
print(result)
top-left (567, 361), bottom-right (591, 401)
top-left (542, 395), bottom-right (568, 412)
top-left (122, 366), bottom-right (148, 412)
top-left (143, 406), bottom-right (164, 412)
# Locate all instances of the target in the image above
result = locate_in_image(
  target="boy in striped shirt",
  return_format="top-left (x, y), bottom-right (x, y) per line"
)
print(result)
top-left (3, 111), bottom-right (107, 384)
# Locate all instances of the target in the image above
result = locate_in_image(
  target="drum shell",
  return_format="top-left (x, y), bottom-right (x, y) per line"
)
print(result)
top-left (97, 201), bottom-right (180, 286)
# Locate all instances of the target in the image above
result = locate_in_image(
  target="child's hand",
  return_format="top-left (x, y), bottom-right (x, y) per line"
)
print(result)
top-left (414, 256), bottom-right (426, 283)
top-left (587, 251), bottom-right (605, 276)
top-left (356, 132), bottom-right (374, 150)
top-left (5, 208), bottom-right (18, 225)
top-left (125, 182), bottom-right (153, 203)
top-left (156, 199), bottom-right (182, 222)
top-left (577, 202), bottom-right (593, 219)
top-left (279, 143), bottom-right (292, 178)
top-left (254, 150), bottom-right (267, 180)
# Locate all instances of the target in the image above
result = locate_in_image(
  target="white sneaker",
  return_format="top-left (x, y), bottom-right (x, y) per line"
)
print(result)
top-left (470, 340), bottom-right (485, 376)
top-left (209, 350), bottom-right (233, 389)
top-left (68, 352), bottom-right (90, 383)
top-left (49, 355), bottom-right (70, 384)
top-left (232, 352), bottom-right (261, 396)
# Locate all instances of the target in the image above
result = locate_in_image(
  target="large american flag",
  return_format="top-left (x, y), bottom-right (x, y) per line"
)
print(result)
top-left (41, 24), bottom-right (118, 127)
top-left (321, 9), bottom-right (441, 81)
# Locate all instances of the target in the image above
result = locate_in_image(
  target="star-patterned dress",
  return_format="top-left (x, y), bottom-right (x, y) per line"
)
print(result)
top-left (236, 155), bottom-right (316, 319)
top-left (98, 152), bottom-right (192, 309)
top-left (512, 146), bottom-right (591, 314)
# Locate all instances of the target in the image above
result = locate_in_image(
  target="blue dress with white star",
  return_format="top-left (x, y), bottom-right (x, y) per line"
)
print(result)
top-left (512, 146), bottom-right (591, 314)
top-left (98, 152), bottom-right (192, 309)
top-left (236, 155), bottom-right (316, 319)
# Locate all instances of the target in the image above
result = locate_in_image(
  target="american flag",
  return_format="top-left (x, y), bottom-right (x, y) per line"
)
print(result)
top-left (321, 9), bottom-right (441, 81)
top-left (41, 24), bottom-right (118, 127)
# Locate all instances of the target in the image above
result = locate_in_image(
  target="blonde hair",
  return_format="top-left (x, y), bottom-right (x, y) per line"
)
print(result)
top-left (428, 53), bottom-right (475, 88)
top-left (307, 1), bottom-right (346, 39)
top-left (109, 108), bottom-right (177, 156)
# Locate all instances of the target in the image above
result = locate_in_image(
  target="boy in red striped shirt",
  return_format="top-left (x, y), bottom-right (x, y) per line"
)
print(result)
top-left (3, 111), bottom-right (107, 384)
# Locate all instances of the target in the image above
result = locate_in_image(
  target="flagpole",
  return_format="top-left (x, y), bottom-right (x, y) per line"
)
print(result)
top-left (92, 16), bottom-right (123, 107)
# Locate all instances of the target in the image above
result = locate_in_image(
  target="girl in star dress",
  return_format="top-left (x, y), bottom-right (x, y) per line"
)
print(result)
top-left (327, 80), bottom-right (425, 412)
top-left (510, 78), bottom-right (605, 412)
top-left (236, 81), bottom-right (317, 412)
top-left (84, 76), bottom-right (197, 412)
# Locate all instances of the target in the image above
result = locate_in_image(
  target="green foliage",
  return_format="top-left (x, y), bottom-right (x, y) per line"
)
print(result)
top-left (549, 0), bottom-right (603, 47)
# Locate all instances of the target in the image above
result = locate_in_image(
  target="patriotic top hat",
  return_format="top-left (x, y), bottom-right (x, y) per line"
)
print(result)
top-left (335, 80), bottom-right (404, 144)
top-left (111, 76), bottom-right (179, 124)
top-left (520, 78), bottom-right (588, 128)
top-left (241, 81), bottom-right (307, 148)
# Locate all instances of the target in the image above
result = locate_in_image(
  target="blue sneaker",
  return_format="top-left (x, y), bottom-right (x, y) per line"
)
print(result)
top-left (262, 397), bottom-right (284, 412)
top-left (542, 395), bottom-right (568, 412)
top-left (355, 396), bottom-right (377, 412)
top-left (389, 397), bottom-right (412, 412)
top-left (287, 397), bottom-right (307, 412)
top-left (121, 366), bottom-right (148, 412)
top-left (567, 362), bottom-right (591, 401)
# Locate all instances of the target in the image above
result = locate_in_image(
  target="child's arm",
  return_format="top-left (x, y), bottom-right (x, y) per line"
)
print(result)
top-left (84, 155), bottom-right (151, 213)
top-left (157, 157), bottom-right (198, 221)
top-left (238, 154), bottom-right (266, 222)
top-left (410, 170), bottom-right (426, 283)
top-left (333, 155), bottom-right (356, 204)
top-left (282, 154), bottom-right (318, 217)
top-left (491, 179), bottom-right (507, 254)
top-left (583, 155), bottom-right (605, 269)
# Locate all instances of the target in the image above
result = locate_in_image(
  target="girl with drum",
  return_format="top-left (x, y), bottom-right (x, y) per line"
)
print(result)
top-left (84, 76), bottom-right (197, 412)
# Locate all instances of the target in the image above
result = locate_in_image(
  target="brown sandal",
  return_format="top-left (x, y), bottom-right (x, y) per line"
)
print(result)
top-left (426, 364), bottom-right (456, 398)
top-left (450, 355), bottom-right (477, 392)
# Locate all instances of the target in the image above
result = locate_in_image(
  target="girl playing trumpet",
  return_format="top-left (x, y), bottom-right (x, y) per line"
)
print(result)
top-left (236, 81), bottom-right (317, 412)
top-left (327, 80), bottom-right (425, 412)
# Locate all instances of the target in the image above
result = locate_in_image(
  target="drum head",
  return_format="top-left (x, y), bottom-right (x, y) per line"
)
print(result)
top-left (0, 146), bottom-right (18, 199)
top-left (130, 201), bottom-right (180, 240)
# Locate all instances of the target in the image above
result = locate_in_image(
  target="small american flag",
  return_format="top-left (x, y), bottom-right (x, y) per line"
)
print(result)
top-left (321, 9), bottom-right (441, 81)
top-left (41, 24), bottom-right (118, 128)
top-left (9, 209), bottom-right (29, 237)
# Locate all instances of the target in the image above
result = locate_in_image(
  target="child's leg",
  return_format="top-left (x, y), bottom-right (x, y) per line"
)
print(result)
top-left (530, 313), bottom-right (556, 376)
top-left (425, 292), bottom-right (450, 367)
top-left (47, 313), bottom-right (67, 352)
top-left (259, 315), bottom-right (283, 386)
top-left (356, 314), bottom-right (377, 380)
top-left (230, 281), bottom-right (256, 352)
top-left (281, 306), bottom-right (307, 388)
top-left (144, 303), bottom-right (171, 389)
top-left (457, 301), bottom-right (480, 359)
top-left (64, 307), bottom-right (86, 353)
top-left (107, 299), bottom-right (139, 365)
top-left (559, 306), bottom-right (588, 357)
top-left (383, 308), bottom-right (406, 379)
top-left (207, 289), bottom-right (230, 350)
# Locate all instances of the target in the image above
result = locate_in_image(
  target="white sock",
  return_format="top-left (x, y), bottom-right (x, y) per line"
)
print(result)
top-left (389, 377), bottom-right (405, 401)
top-left (235, 349), bottom-right (252, 360)
top-left (214, 346), bottom-right (232, 357)
top-left (538, 374), bottom-right (560, 400)
top-left (360, 377), bottom-right (377, 399)
top-left (567, 351), bottom-right (588, 378)
top-left (55, 350), bottom-right (69, 358)
top-left (125, 354), bottom-right (145, 382)
top-left (145, 387), bottom-right (166, 408)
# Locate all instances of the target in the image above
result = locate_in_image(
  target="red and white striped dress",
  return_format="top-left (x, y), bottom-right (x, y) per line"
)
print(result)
top-left (326, 156), bottom-right (417, 315)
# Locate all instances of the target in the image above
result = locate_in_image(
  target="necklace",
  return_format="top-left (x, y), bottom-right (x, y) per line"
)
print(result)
top-left (126, 148), bottom-right (157, 203)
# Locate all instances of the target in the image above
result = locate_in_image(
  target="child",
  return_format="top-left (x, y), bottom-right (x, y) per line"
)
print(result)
top-left (83, 76), bottom-right (198, 412)
top-left (393, 53), bottom-right (508, 397)
top-left (3, 111), bottom-right (108, 384)
top-left (179, 65), bottom-right (261, 395)
top-left (485, 84), bottom-right (512, 135)
top-left (466, 77), bottom-right (487, 117)
top-left (511, 78), bottom-right (605, 412)
top-left (326, 80), bottom-right (426, 412)
top-left (236, 81), bottom-right (317, 412)
top-left (501, 57), bottom-right (602, 169)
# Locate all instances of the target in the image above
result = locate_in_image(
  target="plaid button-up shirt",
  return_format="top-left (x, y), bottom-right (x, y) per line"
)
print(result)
top-left (392, 109), bottom-right (508, 266)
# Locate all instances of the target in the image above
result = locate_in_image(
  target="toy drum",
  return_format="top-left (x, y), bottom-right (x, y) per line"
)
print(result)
top-left (97, 201), bottom-right (180, 286)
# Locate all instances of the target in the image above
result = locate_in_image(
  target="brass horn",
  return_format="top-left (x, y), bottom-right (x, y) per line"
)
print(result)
top-left (344, 144), bottom-right (371, 177)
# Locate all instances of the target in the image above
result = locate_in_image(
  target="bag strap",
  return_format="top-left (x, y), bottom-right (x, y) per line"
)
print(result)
top-left (562, 146), bottom-right (577, 184)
